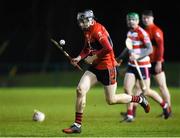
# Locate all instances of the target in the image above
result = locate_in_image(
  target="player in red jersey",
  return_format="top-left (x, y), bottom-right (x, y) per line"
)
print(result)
top-left (62, 9), bottom-right (150, 134)
top-left (142, 10), bottom-right (172, 116)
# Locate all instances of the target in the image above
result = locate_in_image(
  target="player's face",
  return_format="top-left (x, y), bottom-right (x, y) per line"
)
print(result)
top-left (127, 17), bottom-right (139, 29)
top-left (142, 15), bottom-right (154, 26)
top-left (78, 18), bottom-right (93, 30)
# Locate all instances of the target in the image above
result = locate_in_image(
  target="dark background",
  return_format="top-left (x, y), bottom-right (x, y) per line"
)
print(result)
top-left (0, 0), bottom-right (179, 68)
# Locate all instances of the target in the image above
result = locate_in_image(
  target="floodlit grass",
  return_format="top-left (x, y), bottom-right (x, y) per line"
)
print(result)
top-left (0, 87), bottom-right (180, 137)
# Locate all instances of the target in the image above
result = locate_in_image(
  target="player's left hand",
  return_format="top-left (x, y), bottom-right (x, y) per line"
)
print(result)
top-left (84, 55), bottom-right (97, 64)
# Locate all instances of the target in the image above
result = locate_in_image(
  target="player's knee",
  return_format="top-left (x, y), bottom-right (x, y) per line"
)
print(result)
top-left (82, 102), bottom-right (86, 108)
top-left (106, 97), bottom-right (116, 105)
top-left (143, 89), bottom-right (150, 96)
top-left (76, 85), bottom-right (86, 97)
top-left (159, 83), bottom-right (167, 91)
top-left (124, 87), bottom-right (130, 94)
top-left (76, 86), bottom-right (83, 96)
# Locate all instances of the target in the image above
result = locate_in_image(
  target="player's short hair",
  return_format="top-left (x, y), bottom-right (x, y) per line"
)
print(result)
top-left (142, 10), bottom-right (153, 16)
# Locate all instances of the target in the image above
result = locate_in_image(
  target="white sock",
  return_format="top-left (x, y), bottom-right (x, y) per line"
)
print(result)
top-left (74, 122), bottom-right (81, 128)
top-left (139, 97), bottom-right (143, 103)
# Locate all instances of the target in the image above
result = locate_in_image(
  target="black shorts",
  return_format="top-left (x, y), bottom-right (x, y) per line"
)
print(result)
top-left (126, 65), bottom-right (150, 80)
top-left (150, 62), bottom-right (165, 75)
top-left (88, 66), bottom-right (118, 86)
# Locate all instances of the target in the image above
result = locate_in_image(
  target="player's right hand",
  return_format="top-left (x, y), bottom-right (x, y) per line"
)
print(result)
top-left (130, 53), bottom-right (140, 61)
top-left (71, 56), bottom-right (81, 66)
top-left (116, 59), bottom-right (123, 66)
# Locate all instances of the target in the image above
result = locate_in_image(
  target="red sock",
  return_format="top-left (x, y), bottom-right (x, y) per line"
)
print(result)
top-left (127, 109), bottom-right (133, 116)
top-left (75, 112), bottom-right (83, 125)
top-left (131, 96), bottom-right (141, 103)
top-left (133, 105), bottom-right (137, 116)
top-left (160, 101), bottom-right (166, 108)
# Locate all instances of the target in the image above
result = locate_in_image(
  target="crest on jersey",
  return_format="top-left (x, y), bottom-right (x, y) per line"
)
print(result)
top-left (98, 31), bottom-right (103, 40)
top-left (155, 32), bottom-right (161, 38)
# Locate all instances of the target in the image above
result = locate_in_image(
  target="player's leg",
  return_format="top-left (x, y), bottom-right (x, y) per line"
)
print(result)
top-left (143, 78), bottom-right (163, 104)
top-left (62, 71), bottom-right (98, 133)
top-left (123, 73), bottom-right (136, 121)
top-left (103, 82), bottom-right (150, 114)
top-left (131, 80), bottom-right (142, 117)
top-left (101, 67), bottom-right (136, 104)
top-left (102, 67), bottom-right (150, 115)
top-left (120, 80), bottom-right (142, 118)
top-left (122, 70), bottom-right (150, 122)
top-left (119, 66), bottom-right (151, 121)
top-left (104, 82), bottom-right (132, 104)
top-left (76, 71), bottom-right (97, 112)
top-left (134, 67), bottom-right (166, 113)
top-left (153, 71), bottom-right (172, 118)
top-left (140, 73), bottom-right (163, 107)
top-left (143, 77), bottom-right (171, 119)
top-left (121, 79), bottom-right (152, 119)
top-left (150, 62), bottom-right (172, 118)
top-left (154, 72), bottom-right (171, 108)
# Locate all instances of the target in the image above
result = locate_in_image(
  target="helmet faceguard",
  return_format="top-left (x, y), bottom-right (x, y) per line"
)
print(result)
top-left (77, 10), bottom-right (95, 30)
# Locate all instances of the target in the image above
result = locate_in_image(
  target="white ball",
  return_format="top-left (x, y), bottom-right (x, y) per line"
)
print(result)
top-left (59, 39), bottom-right (65, 45)
top-left (33, 111), bottom-right (45, 122)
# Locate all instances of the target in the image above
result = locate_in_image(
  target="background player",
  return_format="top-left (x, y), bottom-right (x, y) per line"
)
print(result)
top-left (119, 12), bottom-right (170, 122)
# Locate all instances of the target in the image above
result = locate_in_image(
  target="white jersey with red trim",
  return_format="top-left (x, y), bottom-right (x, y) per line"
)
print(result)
top-left (127, 26), bottom-right (151, 68)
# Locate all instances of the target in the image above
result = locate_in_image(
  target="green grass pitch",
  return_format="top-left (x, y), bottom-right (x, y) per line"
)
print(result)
top-left (0, 87), bottom-right (180, 137)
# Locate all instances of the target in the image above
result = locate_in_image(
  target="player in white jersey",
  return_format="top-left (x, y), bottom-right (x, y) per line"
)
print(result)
top-left (119, 12), bottom-right (170, 122)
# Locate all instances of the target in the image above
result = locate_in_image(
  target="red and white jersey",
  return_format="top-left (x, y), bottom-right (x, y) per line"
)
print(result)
top-left (79, 21), bottom-right (117, 70)
top-left (127, 26), bottom-right (151, 68)
top-left (145, 23), bottom-right (164, 62)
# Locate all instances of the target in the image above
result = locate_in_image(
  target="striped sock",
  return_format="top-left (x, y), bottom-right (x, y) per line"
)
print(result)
top-left (131, 96), bottom-right (141, 103)
top-left (75, 112), bottom-right (83, 125)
